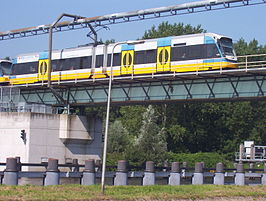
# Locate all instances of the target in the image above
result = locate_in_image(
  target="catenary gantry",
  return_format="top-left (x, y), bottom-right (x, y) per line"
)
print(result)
top-left (0, 0), bottom-right (266, 41)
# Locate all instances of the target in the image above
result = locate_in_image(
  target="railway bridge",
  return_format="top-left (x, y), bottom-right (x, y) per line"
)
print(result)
top-left (1, 54), bottom-right (266, 107)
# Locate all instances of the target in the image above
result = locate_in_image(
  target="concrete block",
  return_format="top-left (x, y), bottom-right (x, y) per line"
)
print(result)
top-left (169, 173), bottom-right (181, 185)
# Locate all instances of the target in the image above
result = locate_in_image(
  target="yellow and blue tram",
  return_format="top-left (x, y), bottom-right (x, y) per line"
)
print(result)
top-left (1, 33), bottom-right (237, 85)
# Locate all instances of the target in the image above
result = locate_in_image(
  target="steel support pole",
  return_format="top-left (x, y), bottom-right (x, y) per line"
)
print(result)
top-left (101, 42), bottom-right (117, 194)
top-left (47, 26), bottom-right (53, 87)
top-left (101, 40), bottom-right (144, 194)
top-left (47, 13), bottom-right (85, 87)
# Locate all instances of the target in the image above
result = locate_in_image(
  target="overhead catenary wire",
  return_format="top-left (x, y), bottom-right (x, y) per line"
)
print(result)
top-left (0, 0), bottom-right (265, 41)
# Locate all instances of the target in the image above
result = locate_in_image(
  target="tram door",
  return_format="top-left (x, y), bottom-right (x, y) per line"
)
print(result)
top-left (38, 59), bottom-right (48, 81)
top-left (157, 46), bottom-right (171, 72)
top-left (121, 50), bottom-right (134, 75)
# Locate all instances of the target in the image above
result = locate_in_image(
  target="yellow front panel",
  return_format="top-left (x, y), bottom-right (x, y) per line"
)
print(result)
top-left (38, 59), bottom-right (48, 81)
top-left (157, 46), bottom-right (171, 72)
top-left (171, 61), bottom-right (237, 73)
top-left (0, 77), bottom-right (9, 83)
top-left (121, 50), bottom-right (134, 75)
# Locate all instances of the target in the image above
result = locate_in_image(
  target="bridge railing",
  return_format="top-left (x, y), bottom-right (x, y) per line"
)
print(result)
top-left (237, 54), bottom-right (266, 70)
top-left (3, 53), bottom-right (266, 89)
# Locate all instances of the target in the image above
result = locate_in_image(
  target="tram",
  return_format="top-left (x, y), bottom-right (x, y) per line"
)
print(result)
top-left (2, 33), bottom-right (238, 85)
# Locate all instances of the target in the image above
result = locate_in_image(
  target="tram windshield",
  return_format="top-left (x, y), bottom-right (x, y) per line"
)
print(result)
top-left (219, 37), bottom-right (236, 58)
top-left (0, 60), bottom-right (12, 75)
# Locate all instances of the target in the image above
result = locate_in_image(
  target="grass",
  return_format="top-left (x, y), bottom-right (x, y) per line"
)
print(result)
top-left (0, 185), bottom-right (266, 200)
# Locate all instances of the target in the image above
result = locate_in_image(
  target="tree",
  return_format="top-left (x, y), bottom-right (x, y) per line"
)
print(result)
top-left (234, 38), bottom-right (266, 64)
top-left (142, 22), bottom-right (206, 39)
top-left (166, 124), bottom-right (188, 153)
top-left (107, 120), bottom-right (131, 153)
top-left (119, 105), bottom-right (146, 137)
top-left (234, 38), bottom-right (266, 56)
top-left (130, 105), bottom-right (167, 164)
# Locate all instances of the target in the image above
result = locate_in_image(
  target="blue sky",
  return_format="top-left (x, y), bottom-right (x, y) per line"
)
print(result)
top-left (1, 0), bottom-right (266, 59)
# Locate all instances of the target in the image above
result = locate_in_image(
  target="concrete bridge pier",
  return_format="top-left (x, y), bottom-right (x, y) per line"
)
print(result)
top-left (0, 112), bottom-right (103, 173)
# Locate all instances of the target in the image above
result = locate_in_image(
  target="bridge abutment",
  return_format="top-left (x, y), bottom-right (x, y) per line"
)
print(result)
top-left (0, 112), bottom-right (102, 171)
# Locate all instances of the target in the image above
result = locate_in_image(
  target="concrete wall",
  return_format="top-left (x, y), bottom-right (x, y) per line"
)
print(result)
top-left (0, 112), bottom-right (30, 165)
top-left (0, 112), bottom-right (102, 171)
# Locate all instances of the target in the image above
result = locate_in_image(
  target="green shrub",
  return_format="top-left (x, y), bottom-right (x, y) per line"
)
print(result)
top-left (166, 152), bottom-right (233, 168)
top-left (107, 152), bottom-right (234, 168)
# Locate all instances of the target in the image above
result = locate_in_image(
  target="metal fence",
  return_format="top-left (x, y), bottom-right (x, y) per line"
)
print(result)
top-left (237, 53), bottom-right (266, 70)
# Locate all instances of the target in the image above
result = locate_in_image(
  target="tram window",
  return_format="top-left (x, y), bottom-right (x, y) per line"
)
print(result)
top-left (12, 64), bottom-right (20, 75)
top-left (13, 63), bottom-right (21, 75)
top-left (12, 62), bottom-right (38, 75)
top-left (145, 49), bottom-right (156, 63)
top-left (28, 62), bottom-right (38, 74)
top-left (187, 45), bottom-right (204, 60)
top-left (206, 44), bottom-right (220, 58)
top-left (135, 49), bottom-right (156, 64)
top-left (96, 55), bottom-right (104, 68)
top-left (63, 59), bottom-right (70, 70)
top-left (74, 58), bottom-right (81, 70)
top-left (29, 64), bottom-right (37, 73)
top-left (135, 51), bottom-right (145, 64)
top-left (66, 58), bottom-right (80, 70)
top-left (52, 60), bottom-right (59, 71)
top-left (66, 59), bottom-right (72, 70)
top-left (80, 56), bottom-right (92, 69)
top-left (1, 61), bottom-right (12, 75)
top-left (55, 59), bottom-right (65, 71)
top-left (171, 46), bottom-right (188, 61)
top-left (60, 59), bottom-right (69, 71)
top-left (107, 53), bottom-right (121, 67)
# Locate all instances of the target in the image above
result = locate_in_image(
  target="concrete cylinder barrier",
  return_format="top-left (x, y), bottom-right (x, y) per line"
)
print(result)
top-left (169, 162), bottom-right (181, 185)
top-left (82, 159), bottom-right (96, 185)
top-left (3, 158), bottom-right (18, 185)
top-left (192, 162), bottom-right (204, 185)
top-left (235, 163), bottom-right (245, 186)
top-left (261, 163), bottom-right (266, 185)
top-left (114, 160), bottom-right (128, 186)
top-left (44, 158), bottom-right (60, 186)
top-left (143, 161), bottom-right (155, 185)
top-left (214, 162), bottom-right (225, 185)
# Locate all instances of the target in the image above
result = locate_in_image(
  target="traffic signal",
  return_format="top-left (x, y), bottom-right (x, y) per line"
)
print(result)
top-left (20, 130), bottom-right (26, 143)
